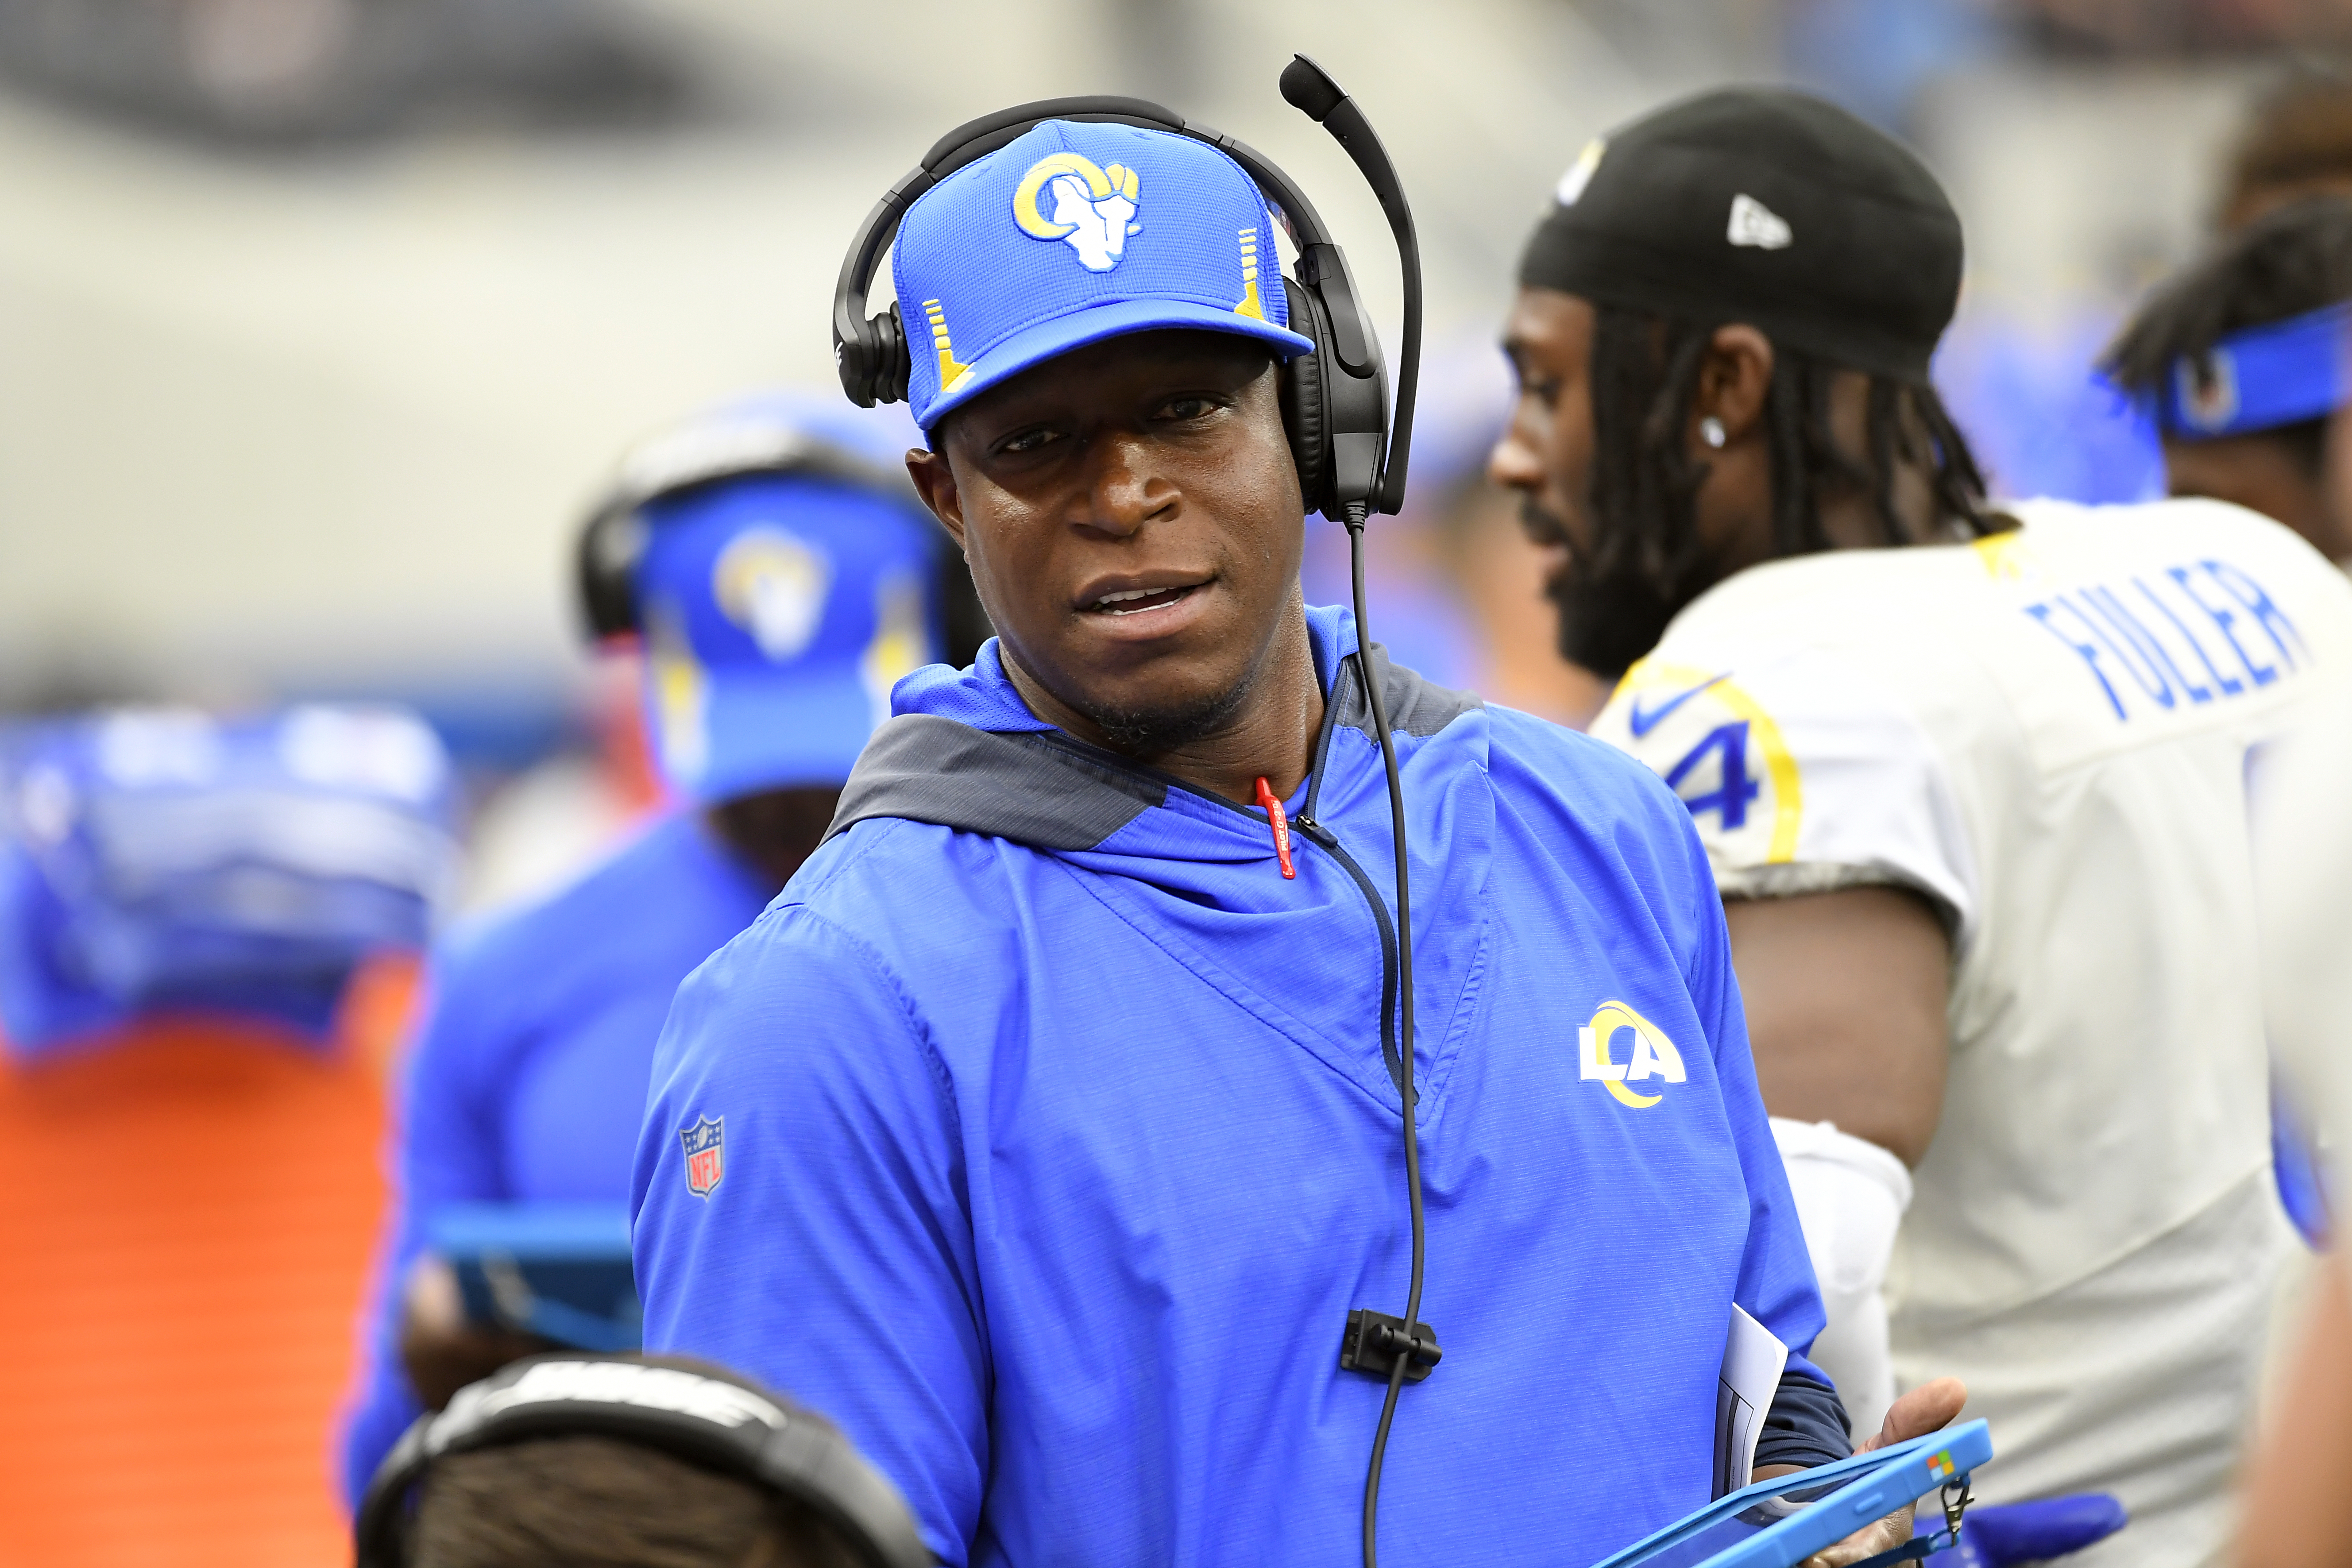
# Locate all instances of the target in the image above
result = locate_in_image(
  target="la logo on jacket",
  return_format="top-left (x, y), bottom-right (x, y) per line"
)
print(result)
top-left (1579, 1001), bottom-right (1686, 1108)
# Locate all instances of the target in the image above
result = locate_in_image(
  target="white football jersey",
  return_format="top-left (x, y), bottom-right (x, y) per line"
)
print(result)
top-left (1590, 497), bottom-right (2352, 1567)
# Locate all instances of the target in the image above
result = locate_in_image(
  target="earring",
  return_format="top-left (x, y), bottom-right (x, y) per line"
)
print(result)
top-left (1699, 416), bottom-right (1727, 449)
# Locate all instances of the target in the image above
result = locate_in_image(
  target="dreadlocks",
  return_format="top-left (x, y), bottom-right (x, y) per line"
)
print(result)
top-left (1554, 306), bottom-right (1993, 678)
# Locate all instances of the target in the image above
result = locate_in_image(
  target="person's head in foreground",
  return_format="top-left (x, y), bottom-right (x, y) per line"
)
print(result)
top-left (1487, 87), bottom-right (1995, 681)
top-left (2103, 196), bottom-right (2352, 564)
top-left (356, 1354), bottom-right (931, 1568)
top-left (890, 118), bottom-right (1322, 790)
top-left (582, 394), bottom-right (961, 886)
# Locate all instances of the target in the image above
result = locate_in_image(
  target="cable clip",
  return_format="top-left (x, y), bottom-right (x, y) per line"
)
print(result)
top-left (1339, 1308), bottom-right (1441, 1383)
top-left (1254, 776), bottom-right (1297, 880)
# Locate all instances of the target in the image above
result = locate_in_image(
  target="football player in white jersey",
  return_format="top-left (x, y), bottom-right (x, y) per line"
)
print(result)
top-left (2239, 683), bottom-right (2352, 1568)
top-left (1489, 88), bottom-right (2352, 1568)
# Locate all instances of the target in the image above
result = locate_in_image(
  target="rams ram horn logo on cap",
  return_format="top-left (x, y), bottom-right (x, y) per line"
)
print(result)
top-left (714, 528), bottom-right (831, 662)
top-left (1014, 152), bottom-right (1143, 273)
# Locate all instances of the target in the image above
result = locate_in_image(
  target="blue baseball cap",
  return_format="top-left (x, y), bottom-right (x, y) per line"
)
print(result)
top-left (896, 119), bottom-right (1317, 432)
top-left (630, 424), bottom-right (944, 803)
top-left (0, 705), bottom-right (457, 1056)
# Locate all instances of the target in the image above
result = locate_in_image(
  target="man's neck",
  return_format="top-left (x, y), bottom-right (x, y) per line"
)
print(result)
top-left (1001, 610), bottom-right (1326, 807)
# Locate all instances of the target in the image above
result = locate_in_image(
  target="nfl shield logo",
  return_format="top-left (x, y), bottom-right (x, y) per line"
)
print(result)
top-left (679, 1116), bottom-right (724, 1197)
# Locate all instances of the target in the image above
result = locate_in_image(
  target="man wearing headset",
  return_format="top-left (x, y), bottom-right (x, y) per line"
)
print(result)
top-left (338, 395), bottom-right (957, 1506)
top-left (1490, 89), bottom-right (2352, 1566)
top-left (633, 105), bottom-right (1961, 1568)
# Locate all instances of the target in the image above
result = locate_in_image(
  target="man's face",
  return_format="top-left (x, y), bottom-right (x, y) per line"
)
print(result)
top-left (1489, 287), bottom-right (1600, 576)
top-left (1487, 286), bottom-right (1688, 678)
top-left (908, 330), bottom-right (1305, 752)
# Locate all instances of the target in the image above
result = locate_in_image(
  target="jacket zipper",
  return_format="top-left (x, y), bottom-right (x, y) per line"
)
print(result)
top-left (1026, 654), bottom-right (1410, 1100)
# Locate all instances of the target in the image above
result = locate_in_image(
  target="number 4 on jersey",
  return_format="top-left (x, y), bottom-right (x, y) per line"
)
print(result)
top-left (1663, 721), bottom-right (1760, 830)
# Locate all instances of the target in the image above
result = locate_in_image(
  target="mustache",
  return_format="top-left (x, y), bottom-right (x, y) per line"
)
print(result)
top-left (1523, 502), bottom-right (1684, 682)
top-left (1517, 496), bottom-right (1572, 549)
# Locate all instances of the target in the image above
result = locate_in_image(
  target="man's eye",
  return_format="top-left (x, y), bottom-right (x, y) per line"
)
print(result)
top-left (1160, 396), bottom-right (1218, 421)
top-left (1000, 428), bottom-right (1061, 455)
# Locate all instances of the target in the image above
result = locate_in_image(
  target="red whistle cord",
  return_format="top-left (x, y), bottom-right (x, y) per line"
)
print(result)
top-left (1254, 776), bottom-right (1297, 880)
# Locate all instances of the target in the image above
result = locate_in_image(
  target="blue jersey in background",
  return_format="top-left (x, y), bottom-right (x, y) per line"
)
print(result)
top-left (336, 811), bottom-right (771, 1505)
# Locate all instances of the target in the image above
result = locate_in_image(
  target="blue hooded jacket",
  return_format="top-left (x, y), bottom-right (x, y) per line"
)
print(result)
top-left (632, 607), bottom-right (1832, 1567)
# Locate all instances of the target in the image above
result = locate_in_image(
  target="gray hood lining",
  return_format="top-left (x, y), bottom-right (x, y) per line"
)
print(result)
top-left (823, 645), bottom-right (1480, 852)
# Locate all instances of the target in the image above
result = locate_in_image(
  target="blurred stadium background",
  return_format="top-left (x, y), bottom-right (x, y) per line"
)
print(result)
top-left (0, 0), bottom-right (2327, 884)
top-left (0, 1), bottom-right (2347, 1563)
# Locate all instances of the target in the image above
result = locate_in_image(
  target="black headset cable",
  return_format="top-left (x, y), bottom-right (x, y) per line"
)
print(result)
top-left (1344, 497), bottom-right (1425, 1568)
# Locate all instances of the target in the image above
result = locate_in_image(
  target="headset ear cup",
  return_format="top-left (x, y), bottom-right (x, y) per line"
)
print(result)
top-left (577, 502), bottom-right (647, 639)
top-left (1279, 277), bottom-right (1331, 516)
top-left (880, 304), bottom-right (911, 406)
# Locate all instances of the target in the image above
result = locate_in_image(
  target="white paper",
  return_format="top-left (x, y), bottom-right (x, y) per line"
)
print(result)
top-left (1715, 1303), bottom-right (1790, 1498)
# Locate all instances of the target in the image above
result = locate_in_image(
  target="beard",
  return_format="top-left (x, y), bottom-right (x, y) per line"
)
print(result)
top-left (1522, 498), bottom-right (1688, 683)
top-left (1074, 664), bottom-right (1260, 757)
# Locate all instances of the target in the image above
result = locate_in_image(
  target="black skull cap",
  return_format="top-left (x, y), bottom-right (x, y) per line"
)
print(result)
top-left (1518, 86), bottom-right (1963, 383)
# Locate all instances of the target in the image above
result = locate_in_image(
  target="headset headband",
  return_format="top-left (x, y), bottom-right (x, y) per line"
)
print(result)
top-left (575, 412), bottom-right (920, 643)
top-left (354, 1354), bottom-right (933, 1568)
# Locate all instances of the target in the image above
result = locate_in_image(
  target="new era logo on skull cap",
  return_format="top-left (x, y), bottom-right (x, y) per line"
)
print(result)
top-left (1727, 193), bottom-right (1792, 250)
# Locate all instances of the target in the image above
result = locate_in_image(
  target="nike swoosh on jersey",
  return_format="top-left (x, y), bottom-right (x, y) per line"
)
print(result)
top-left (1628, 674), bottom-right (1730, 738)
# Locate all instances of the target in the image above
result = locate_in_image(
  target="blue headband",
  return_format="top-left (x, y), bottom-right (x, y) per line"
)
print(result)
top-left (2158, 301), bottom-right (2352, 440)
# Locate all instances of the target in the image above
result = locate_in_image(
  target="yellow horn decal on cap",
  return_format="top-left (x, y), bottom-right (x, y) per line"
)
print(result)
top-left (922, 299), bottom-right (972, 393)
top-left (1012, 152), bottom-right (1124, 239)
top-left (1235, 225), bottom-right (1265, 321)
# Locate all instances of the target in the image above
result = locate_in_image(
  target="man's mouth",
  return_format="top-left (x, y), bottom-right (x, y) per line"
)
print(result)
top-left (1085, 584), bottom-right (1200, 616)
top-left (1517, 496), bottom-right (1572, 548)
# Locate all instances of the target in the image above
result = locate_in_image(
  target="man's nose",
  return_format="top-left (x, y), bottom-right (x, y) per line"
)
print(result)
top-left (1078, 433), bottom-right (1173, 537)
top-left (1488, 424), bottom-right (1544, 492)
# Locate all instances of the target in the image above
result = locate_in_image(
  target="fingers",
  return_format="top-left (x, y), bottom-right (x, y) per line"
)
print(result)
top-left (1864, 1376), bottom-right (1967, 1452)
top-left (1799, 1505), bottom-right (1916, 1568)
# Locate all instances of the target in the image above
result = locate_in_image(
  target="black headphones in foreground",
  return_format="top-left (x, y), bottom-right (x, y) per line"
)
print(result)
top-left (354, 1353), bottom-right (934, 1568)
top-left (831, 55), bottom-right (1421, 524)
top-left (575, 407), bottom-right (993, 664)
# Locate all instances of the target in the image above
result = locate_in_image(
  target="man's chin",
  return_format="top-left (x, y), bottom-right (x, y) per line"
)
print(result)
top-left (1077, 676), bottom-right (1255, 757)
top-left (1543, 563), bottom-right (1683, 683)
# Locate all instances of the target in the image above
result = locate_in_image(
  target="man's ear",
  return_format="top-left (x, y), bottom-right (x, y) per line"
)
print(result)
top-left (1693, 324), bottom-right (1776, 447)
top-left (906, 445), bottom-right (966, 550)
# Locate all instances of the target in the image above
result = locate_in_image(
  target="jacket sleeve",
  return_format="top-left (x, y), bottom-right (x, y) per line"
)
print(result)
top-left (633, 905), bottom-right (988, 1566)
top-left (336, 948), bottom-right (510, 1509)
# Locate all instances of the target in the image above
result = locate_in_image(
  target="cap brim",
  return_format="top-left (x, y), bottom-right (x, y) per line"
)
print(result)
top-left (656, 660), bottom-right (882, 804)
top-left (918, 297), bottom-right (1316, 432)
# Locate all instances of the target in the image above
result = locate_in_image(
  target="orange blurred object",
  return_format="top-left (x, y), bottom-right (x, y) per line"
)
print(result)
top-left (0, 955), bottom-right (418, 1568)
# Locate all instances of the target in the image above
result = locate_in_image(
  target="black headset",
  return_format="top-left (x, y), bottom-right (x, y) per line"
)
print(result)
top-left (575, 407), bottom-right (993, 665)
top-left (831, 55), bottom-right (1420, 524)
top-left (833, 58), bottom-right (1434, 1568)
top-left (354, 1353), bottom-right (935, 1568)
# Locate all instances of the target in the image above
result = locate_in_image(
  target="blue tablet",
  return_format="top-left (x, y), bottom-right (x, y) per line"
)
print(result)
top-left (1588, 1420), bottom-right (1993, 1568)
top-left (428, 1202), bottom-right (640, 1353)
